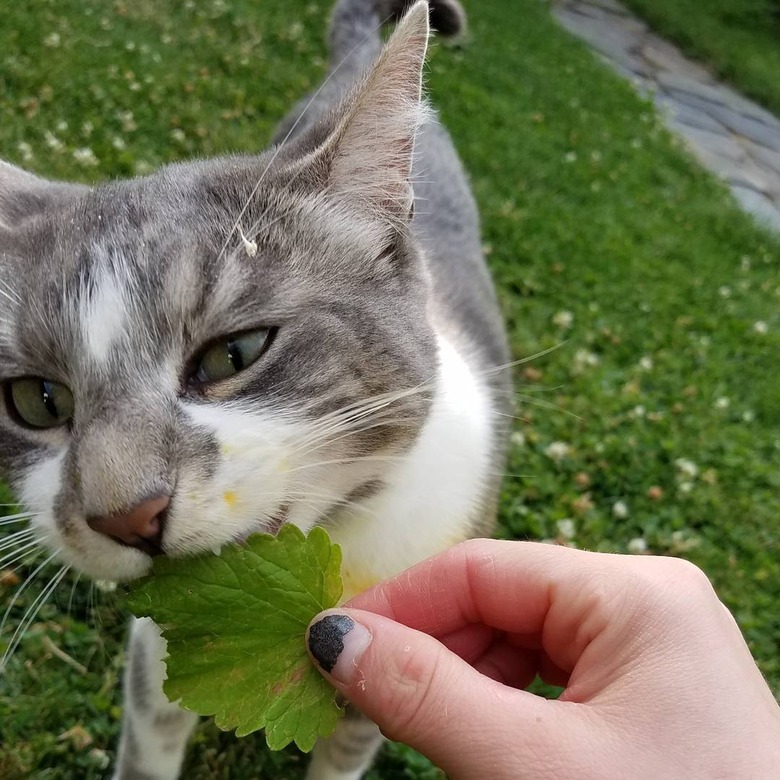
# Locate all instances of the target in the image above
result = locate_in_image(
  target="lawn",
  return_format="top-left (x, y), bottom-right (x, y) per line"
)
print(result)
top-left (623, 0), bottom-right (780, 115)
top-left (1, 0), bottom-right (779, 778)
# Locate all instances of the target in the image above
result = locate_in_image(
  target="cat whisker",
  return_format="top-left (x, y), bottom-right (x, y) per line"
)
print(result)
top-left (0, 563), bottom-right (70, 674)
top-left (483, 343), bottom-right (568, 376)
top-left (282, 494), bottom-right (378, 519)
top-left (287, 453), bottom-right (404, 474)
top-left (0, 539), bottom-right (44, 572)
top-left (0, 528), bottom-right (36, 554)
top-left (287, 385), bottom-right (435, 456)
top-left (67, 571), bottom-right (83, 616)
top-left (0, 549), bottom-right (61, 642)
top-left (0, 511), bottom-right (36, 524)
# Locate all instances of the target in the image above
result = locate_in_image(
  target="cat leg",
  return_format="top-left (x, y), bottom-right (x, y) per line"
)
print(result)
top-left (112, 616), bottom-right (199, 780)
top-left (306, 705), bottom-right (385, 780)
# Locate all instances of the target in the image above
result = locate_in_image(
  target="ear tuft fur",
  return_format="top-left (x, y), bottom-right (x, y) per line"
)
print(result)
top-left (0, 161), bottom-right (87, 231)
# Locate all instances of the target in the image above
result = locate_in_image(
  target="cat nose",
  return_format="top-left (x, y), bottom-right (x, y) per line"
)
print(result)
top-left (87, 495), bottom-right (170, 556)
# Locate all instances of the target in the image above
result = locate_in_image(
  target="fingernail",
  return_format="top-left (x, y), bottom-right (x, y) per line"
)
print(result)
top-left (307, 612), bottom-right (372, 685)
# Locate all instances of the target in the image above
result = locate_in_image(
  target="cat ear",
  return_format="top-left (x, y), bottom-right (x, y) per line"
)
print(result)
top-left (0, 160), bottom-right (87, 231)
top-left (314, 0), bottom-right (430, 220)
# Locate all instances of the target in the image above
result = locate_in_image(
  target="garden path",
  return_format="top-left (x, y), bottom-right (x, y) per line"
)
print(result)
top-left (552, 0), bottom-right (780, 233)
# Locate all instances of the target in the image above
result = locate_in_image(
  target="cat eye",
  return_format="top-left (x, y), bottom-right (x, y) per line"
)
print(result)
top-left (192, 328), bottom-right (276, 385)
top-left (5, 378), bottom-right (75, 429)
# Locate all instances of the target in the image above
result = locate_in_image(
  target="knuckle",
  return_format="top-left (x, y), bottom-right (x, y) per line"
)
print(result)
top-left (380, 644), bottom-right (444, 741)
top-left (630, 555), bottom-right (717, 618)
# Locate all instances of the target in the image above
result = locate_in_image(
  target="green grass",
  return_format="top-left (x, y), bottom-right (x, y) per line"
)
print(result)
top-left (1, 0), bottom-right (779, 777)
top-left (622, 0), bottom-right (780, 115)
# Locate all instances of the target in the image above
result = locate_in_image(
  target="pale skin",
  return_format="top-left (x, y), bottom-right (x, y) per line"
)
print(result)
top-left (307, 540), bottom-right (780, 779)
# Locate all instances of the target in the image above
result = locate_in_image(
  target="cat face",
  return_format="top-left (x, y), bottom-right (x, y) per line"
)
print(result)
top-left (0, 16), bottom-right (436, 581)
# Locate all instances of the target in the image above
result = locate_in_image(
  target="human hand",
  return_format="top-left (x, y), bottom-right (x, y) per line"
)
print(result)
top-left (306, 540), bottom-right (780, 778)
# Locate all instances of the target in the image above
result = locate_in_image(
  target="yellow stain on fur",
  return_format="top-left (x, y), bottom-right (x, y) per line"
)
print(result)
top-left (223, 491), bottom-right (238, 509)
top-left (340, 568), bottom-right (381, 602)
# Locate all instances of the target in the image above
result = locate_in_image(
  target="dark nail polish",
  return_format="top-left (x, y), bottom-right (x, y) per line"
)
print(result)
top-left (308, 614), bottom-right (356, 672)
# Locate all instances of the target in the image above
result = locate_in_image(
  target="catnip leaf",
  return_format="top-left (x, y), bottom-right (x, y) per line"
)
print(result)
top-left (127, 524), bottom-right (344, 752)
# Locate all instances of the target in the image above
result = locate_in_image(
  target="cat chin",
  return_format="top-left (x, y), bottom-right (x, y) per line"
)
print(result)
top-left (57, 539), bottom-right (154, 584)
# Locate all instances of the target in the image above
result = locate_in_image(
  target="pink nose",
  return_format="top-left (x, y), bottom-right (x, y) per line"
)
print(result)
top-left (87, 495), bottom-right (170, 556)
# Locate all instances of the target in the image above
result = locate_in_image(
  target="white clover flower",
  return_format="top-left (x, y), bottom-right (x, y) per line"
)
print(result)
top-left (510, 431), bottom-right (526, 448)
top-left (718, 286), bottom-right (731, 298)
top-left (43, 32), bottom-right (61, 48)
top-left (573, 348), bottom-right (600, 373)
top-left (742, 410), bottom-right (755, 423)
top-left (714, 396), bottom-right (730, 410)
top-left (43, 131), bottom-right (64, 152)
top-left (544, 441), bottom-right (571, 462)
top-left (753, 321), bottom-right (768, 335)
top-left (627, 537), bottom-right (648, 554)
top-left (740, 256), bottom-right (751, 271)
top-left (171, 128), bottom-right (186, 142)
top-left (612, 500), bottom-right (629, 519)
top-left (556, 518), bottom-right (576, 540)
top-left (17, 141), bottom-right (33, 162)
top-left (117, 110), bottom-right (137, 132)
top-left (552, 310), bottom-right (574, 329)
top-left (73, 147), bottom-right (99, 167)
top-left (638, 356), bottom-right (653, 371)
top-left (564, 151), bottom-right (577, 163)
top-left (674, 458), bottom-right (698, 479)
top-left (111, 136), bottom-right (126, 150)
top-left (678, 481), bottom-right (694, 494)
top-left (630, 405), bottom-right (646, 418)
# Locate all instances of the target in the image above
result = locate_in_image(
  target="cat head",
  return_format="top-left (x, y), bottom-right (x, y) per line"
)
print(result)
top-left (0, 4), bottom-right (436, 581)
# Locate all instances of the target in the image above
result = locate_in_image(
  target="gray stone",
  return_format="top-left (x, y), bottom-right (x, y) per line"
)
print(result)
top-left (641, 39), bottom-right (712, 82)
top-left (672, 123), bottom-right (747, 163)
top-left (553, 9), bottom-right (645, 61)
top-left (712, 110), bottom-right (780, 153)
top-left (611, 62), bottom-right (654, 87)
top-left (550, 0), bottom-right (780, 233)
top-left (731, 185), bottom-right (780, 232)
top-left (656, 71), bottom-right (734, 107)
top-left (595, 37), bottom-right (655, 77)
top-left (672, 95), bottom-right (780, 152)
top-left (580, 0), bottom-right (631, 15)
top-left (713, 85), bottom-right (780, 131)
top-left (654, 94), bottom-right (726, 134)
top-left (662, 73), bottom-right (780, 132)
top-left (752, 145), bottom-right (780, 177)
top-left (689, 149), bottom-right (775, 195)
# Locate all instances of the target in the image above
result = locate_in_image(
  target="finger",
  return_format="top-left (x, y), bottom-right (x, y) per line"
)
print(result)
top-left (306, 607), bottom-right (555, 778)
top-left (473, 642), bottom-right (539, 689)
top-left (345, 538), bottom-right (641, 671)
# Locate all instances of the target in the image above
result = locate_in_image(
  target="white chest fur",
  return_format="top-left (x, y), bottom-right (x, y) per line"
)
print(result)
top-left (327, 334), bottom-right (495, 599)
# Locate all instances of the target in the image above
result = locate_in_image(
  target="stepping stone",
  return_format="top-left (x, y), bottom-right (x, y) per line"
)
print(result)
top-left (731, 186), bottom-right (780, 232)
top-left (551, 0), bottom-right (780, 232)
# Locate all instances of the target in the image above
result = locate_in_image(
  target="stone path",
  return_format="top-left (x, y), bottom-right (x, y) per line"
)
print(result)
top-left (551, 0), bottom-right (780, 233)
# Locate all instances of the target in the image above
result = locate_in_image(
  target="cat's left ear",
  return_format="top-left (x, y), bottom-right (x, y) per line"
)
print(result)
top-left (308, 1), bottom-right (430, 221)
top-left (0, 160), bottom-right (87, 232)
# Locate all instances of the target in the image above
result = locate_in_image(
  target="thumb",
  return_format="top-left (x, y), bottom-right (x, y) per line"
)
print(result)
top-left (306, 608), bottom-right (543, 776)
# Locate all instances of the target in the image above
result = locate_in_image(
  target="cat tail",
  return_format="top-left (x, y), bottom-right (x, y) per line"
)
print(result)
top-left (328, 0), bottom-right (467, 68)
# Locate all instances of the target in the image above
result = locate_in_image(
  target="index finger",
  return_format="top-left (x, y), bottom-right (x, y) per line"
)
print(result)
top-left (345, 538), bottom-right (645, 671)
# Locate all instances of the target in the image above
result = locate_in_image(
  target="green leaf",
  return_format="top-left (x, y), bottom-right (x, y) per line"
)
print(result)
top-left (127, 524), bottom-right (344, 752)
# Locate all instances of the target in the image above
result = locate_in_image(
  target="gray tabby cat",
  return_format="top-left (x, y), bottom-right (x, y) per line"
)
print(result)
top-left (0, 0), bottom-right (509, 777)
